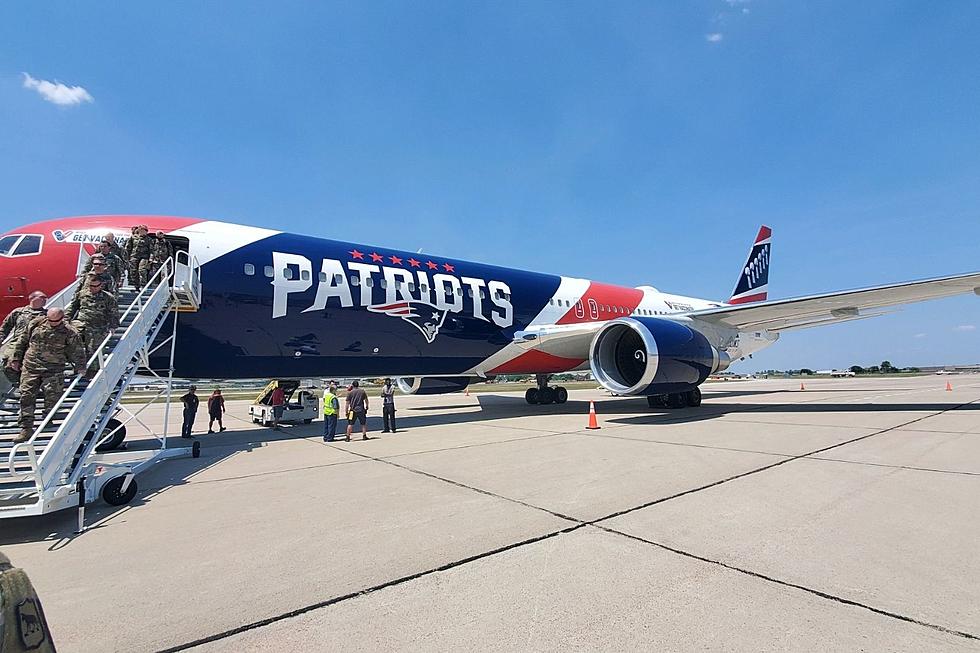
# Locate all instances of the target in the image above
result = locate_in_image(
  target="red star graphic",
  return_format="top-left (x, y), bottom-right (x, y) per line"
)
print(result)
top-left (407, 258), bottom-right (421, 268)
top-left (389, 254), bottom-right (403, 265)
top-left (349, 249), bottom-right (364, 260)
top-left (369, 252), bottom-right (384, 263)
top-left (426, 260), bottom-right (438, 270)
top-left (442, 262), bottom-right (455, 272)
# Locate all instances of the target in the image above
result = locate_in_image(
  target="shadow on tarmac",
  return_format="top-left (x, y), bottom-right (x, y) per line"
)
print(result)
top-left (0, 386), bottom-right (972, 546)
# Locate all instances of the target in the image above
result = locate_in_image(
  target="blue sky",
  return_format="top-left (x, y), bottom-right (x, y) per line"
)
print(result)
top-left (1, 1), bottom-right (978, 371)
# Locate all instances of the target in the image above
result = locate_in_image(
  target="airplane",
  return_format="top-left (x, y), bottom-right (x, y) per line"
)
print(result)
top-left (1, 215), bottom-right (978, 409)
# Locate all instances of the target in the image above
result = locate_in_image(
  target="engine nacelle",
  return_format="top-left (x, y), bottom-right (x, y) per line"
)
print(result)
top-left (396, 376), bottom-right (473, 395)
top-left (589, 317), bottom-right (728, 396)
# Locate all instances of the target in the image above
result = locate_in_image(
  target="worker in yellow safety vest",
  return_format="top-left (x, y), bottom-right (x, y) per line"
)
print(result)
top-left (322, 383), bottom-right (340, 442)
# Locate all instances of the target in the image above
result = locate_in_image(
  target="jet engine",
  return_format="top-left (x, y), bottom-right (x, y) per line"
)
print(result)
top-left (589, 317), bottom-right (729, 396)
top-left (396, 376), bottom-right (473, 395)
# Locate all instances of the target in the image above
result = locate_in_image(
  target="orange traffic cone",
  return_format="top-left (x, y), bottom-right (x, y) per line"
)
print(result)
top-left (946, 381), bottom-right (953, 392)
top-left (800, 382), bottom-right (806, 391)
top-left (586, 401), bottom-right (600, 430)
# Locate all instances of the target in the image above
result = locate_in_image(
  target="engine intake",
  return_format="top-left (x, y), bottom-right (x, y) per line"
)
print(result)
top-left (590, 317), bottom-right (728, 396)
top-left (396, 376), bottom-right (473, 395)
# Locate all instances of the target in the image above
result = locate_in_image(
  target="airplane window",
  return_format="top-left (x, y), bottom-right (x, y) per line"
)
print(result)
top-left (456, 287), bottom-right (462, 296)
top-left (549, 299), bottom-right (554, 305)
top-left (243, 264), bottom-right (255, 276)
top-left (350, 276), bottom-right (360, 286)
top-left (379, 279), bottom-right (388, 289)
top-left (334, 274), bottom-right (344, 284)
top-left (283, 268), bottom-right (294, 280)
top-left (11, 235), bottom-right (41, 256)
top-left (408, 282), bottom-right (416, 292)
top-left (467, 288), bottom-right (474, 298)
top-left (365, 277), bottom-right (374, 288)
top-left (264, 266), bottom-right (274, 278)
top-left (0, 235), bottom-right (19, 256)
top-left (479, 289), bottom-right (485, 299)
top-left (319, 272), bottom-right (327, 282)
top-left (301, 270), bottom-right (310, 281)
top-left (420, 284), bottom-right (428, 293)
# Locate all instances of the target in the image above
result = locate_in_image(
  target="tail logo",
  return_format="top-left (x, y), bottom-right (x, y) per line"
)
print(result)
top-left (729, 225), bottom-right (771, 305)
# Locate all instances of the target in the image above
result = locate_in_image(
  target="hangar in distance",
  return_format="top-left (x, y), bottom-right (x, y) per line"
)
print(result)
top-left (1, 216), bottom-right (978, 409)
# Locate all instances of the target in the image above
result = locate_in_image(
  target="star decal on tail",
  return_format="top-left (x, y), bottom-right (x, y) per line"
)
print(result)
top-left (367, 300), bottom-right (449, 344)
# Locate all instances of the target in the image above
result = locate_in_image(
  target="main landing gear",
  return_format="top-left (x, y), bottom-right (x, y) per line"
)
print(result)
top-left (647, 387), bottom-right (702, 409)
top-left (525, 374), bottom-right (568, 405)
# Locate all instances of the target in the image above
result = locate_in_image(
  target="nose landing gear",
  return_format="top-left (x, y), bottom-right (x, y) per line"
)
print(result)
top-left (525, 374), bottom-right (569, 405)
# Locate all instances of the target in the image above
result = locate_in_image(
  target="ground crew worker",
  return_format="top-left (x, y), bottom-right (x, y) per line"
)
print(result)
top-left (83, 242), bottom-right (125, 289)
top-left (322, 383), bottom-right (339, 442)
top-left (0, 551), bottom-right (58, 652)
top-left (180, 385), bottom-right (199, 438)
top-left (345, 380), bottom-right (369, 441)
top-left (381, 377), bottom-right (397, 433)
top-left (149, 231), bottom-right (173, 281)
top-left (8, 308), bottom-right (86, 443)
top-left (0, 290), bottom-right (47, 389)
top-left (132, 225), bottom-right (153, 289)
top-left (66, 275), bottom-right (119, 371)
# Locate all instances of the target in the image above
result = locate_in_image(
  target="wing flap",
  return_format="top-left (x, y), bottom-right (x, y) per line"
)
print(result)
top-left (689, 271), bottom-right (980, 332)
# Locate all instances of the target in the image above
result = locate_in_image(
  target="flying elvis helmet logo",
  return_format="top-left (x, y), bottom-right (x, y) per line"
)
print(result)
top-left (368, 301), bottom-right (448, 343)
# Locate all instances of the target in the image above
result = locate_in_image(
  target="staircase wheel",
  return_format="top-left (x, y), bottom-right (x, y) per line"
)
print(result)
top-left (101, 475), bottom-right (138, 506)
top-left (525, 388), bottom-right (539, 404)
top-left (685, 387), bottom-right (702, 407)
top-left (555, 386), bottom-right (568, 404)
top-left (95, 418), bottom-right (127, 452)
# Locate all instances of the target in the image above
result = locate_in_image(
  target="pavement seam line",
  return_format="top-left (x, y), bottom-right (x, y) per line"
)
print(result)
top-left (155, 523), bottom-right (589, 653)
top-left (804, 455), bottom-right (980, 478)
top-left (593, 524), bottom-right (980, 642)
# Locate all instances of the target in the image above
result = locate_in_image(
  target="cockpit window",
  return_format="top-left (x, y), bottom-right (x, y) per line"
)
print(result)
top-left (12, 235), bottom-right (42, 256)
top-left (0, 235), bottom-right (20, 255)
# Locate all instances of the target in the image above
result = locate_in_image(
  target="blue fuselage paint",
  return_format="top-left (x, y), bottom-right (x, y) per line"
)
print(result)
top-left (162, 232), bottom-right (561, 379)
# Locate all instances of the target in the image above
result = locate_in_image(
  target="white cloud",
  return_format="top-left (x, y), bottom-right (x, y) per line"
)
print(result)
top-left (22, 73), bottom-right (93, 106)
top-left (913, 333), bottom-right (927, 338)
top-left (953, 324), bottom-right (976, 332)
top-left (706, 33), bottom-right (724, 43)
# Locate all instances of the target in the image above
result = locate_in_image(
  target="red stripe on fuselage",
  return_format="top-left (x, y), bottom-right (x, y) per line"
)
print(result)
top-left (555, 281), bottom-right (643, 325)
top-left (727, 291), bottom-right (768, 305)
top-left (489, 349), bottom-right (584, 375)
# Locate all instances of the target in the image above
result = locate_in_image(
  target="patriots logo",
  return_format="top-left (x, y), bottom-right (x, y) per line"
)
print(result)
top-left (367, 300), bottom-right (448, 343)
top-left (52, 229), bottom-right (72, 242)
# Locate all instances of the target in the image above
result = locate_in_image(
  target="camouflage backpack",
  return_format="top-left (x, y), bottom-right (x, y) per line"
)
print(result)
top-left (0, 551), bottom-right (56, 652)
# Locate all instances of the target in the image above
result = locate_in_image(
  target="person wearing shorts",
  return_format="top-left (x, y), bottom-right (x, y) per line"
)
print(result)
top-left (345, 380), bottom-right (369, 441)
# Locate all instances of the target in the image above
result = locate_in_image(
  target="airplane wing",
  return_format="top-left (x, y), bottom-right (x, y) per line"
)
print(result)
top-left (687, 271), bottom-right (980, 332)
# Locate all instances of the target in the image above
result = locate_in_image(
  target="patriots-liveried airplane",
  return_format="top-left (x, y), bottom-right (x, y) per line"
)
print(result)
top-left (1, 216), bottom-right (978, 408)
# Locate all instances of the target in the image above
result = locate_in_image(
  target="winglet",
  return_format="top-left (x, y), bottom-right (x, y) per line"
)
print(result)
top-left (729, 225), bottom-right (771, 305)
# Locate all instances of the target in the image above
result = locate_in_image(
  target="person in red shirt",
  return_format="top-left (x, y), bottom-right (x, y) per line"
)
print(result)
top-left (207, 388), bottom-right (226, 433)
top-left (270, 384), bottom-right (286, 430)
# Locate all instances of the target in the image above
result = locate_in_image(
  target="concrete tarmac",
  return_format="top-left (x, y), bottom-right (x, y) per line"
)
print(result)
top-left (1, 375), bottom-right (979, 652)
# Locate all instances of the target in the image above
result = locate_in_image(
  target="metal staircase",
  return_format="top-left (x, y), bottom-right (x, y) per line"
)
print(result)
top-left (0, 251), bottom-right (203, 519)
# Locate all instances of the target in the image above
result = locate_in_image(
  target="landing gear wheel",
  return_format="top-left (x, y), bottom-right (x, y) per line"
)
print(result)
top-left (555, 386), bottom-right (568, 404)
top-left (101, 475), bottom-right (138, 506)
top-left (647, 395), bottom-right (667, 409)
top-left (667, 393), bottom-right (687, 409)
top-left (525, 388), bottom-right (539, 404)
top-left (685, 387), bottom-right (702, 407)
top-left (95, 418), bottom-right (127, 452)
top-left (538, 387), bottom-right (556, 404)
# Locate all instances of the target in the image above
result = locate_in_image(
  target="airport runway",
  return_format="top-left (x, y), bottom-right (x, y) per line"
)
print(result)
top-left (2, 375), bottom-right (979, 652)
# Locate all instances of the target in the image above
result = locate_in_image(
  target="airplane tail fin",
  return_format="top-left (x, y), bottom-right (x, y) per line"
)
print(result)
top-left (728, 225), bottom-right (771, 305)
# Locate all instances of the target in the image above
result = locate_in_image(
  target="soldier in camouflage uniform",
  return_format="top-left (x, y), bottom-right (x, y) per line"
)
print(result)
top-left (132, 225), bottom-right (154, 289)
top-left (104, 232), bottom-right (127, 267)
top-left (66, 275), bottom-right (119, 373)
top-left (8, 308), bottom-right (86, 443)
top-left (75, 256), bottom-right (116, 294)
top-left (124, 226), bottom-right (140, 286)
top-left (149, 231), bottom-right (174, 281)
top-left (0, 291), bottom-right (47, 388)
top-left (82, 242), bottom-right (125, 289)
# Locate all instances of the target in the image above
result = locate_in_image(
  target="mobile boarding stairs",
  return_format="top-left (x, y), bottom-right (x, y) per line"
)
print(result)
top-left (0, 252), bottom-right (202, 520)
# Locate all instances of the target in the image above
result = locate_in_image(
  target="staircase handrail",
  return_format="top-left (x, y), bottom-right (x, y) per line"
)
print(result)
top-left (7, 259), bottom-right (176, 489)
